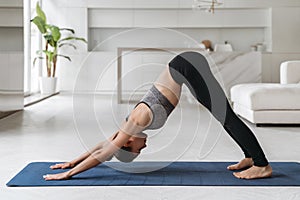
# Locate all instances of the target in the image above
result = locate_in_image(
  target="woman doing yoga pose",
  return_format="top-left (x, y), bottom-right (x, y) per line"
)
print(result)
top-left (43, 52), bottom-right (272, 181)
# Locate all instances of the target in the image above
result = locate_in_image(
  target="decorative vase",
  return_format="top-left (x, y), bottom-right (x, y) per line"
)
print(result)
top-left (39, 77), bottom-right (58, 94)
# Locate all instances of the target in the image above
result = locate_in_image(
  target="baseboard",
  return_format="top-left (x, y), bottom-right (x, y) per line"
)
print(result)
top-left (0, 110), bottom-right (20, 120)
top-left (24, 92), bottom-right (60, 107)
top-left (256, 123), bottom-right (300, 127)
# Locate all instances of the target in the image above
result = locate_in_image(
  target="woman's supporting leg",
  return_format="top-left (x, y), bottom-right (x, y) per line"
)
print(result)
top-left (168, 51), bottom-right (269, 167)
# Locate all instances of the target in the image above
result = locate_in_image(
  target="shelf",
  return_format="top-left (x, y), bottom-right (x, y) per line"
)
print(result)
top-left (0, 0), bottom-right (23, 8)
top-left (0, 27), bottom-right (23, 51)
top-left (88, 8), bottom-right (271, 28)
top-left (88, 26), bottom-right (270, 29)
top-left (0, 52), bottom-right (24, 92)
top-left (0, 8), bottom-right (23, 27)
top-left (88, 27), bottom-right (267, 52)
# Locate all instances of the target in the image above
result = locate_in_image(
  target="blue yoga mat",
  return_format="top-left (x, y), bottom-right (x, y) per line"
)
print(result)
top-left (6, 162), bottom-right (300, 187)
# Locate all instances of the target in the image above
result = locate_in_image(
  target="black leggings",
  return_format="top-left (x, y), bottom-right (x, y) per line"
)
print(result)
top-left (168, 51), bottom-right (268, 167)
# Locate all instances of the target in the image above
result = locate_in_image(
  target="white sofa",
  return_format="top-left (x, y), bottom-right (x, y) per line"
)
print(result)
top-left (230, 61), bottom-right (300, 125)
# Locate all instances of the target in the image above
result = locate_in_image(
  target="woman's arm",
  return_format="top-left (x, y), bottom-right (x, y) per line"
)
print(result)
top-left (43, 130), bottom-right (131, 180)
top-left (43, 106), bottom-right (151, 180)
top-left (50, 133), bottom-right (118, 170)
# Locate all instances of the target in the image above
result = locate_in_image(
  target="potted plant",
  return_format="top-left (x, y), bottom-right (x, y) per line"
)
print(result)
top-left (31, 2), bottom-right (87, 94)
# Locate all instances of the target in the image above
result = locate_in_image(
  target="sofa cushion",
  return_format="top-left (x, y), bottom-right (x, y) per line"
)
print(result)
top-left (280, 61), bottom-right (300, 84)
top-left (231, 83), bottom-right (300, 110)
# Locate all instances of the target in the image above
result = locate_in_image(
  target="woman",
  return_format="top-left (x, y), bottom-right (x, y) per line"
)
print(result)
top-left (43, 52), bottom-right (272, 181)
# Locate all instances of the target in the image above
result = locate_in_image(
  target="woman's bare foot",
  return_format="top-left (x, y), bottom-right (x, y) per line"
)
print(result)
top-left (227, 158), bottom-right (254, 170)
top-left (233, 165), bottom-right (272, 179)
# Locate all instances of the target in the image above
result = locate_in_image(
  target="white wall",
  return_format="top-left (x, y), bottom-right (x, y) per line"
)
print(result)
top-left (262, 7), bottom-right (300, 82)
top-left (88, 7), bottom-right (271, 52)
top-left (272, 7), bottom-right (300, 53)
top-left (40, 0), bottom-right (300, 93)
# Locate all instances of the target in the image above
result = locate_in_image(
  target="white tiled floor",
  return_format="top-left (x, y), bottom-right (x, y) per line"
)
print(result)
top-left (0, 94), bottom-right (299, 200)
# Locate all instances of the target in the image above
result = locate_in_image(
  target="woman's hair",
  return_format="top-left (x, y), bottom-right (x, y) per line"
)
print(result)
top-left (113, 146), bottom-right (139, 163)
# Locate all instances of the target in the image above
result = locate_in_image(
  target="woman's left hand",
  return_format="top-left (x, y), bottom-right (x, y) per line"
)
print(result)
top-left (50, 162), bottom-right (74, 169)
top-left (43, 172), bottom-right (70, 181)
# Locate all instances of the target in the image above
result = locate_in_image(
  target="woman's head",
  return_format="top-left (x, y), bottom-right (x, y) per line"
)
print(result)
top-left (113, 132), bottom-right (147, 163)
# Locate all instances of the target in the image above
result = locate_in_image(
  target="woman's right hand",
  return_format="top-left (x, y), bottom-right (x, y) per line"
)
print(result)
top-left (50, 162), bottom-right (75, 169)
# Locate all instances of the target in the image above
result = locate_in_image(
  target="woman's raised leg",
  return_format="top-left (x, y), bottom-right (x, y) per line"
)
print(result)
top-left (168, 51), bottom-right (272, 179)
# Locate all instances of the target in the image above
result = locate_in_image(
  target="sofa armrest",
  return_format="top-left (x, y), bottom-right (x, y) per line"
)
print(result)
top-left (280, 61), bottom-right (300, 84)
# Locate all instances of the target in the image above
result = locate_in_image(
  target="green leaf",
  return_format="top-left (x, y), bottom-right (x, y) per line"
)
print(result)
top-left (49, 54), bottom-right (54, 63)
top-left (36, 2), bottom-right (46, 23)
top-left (59, 43), bottom-right (77, 49)
top-left (60, 28), bottom-right (75, 34)
top-left (57, 54), bottom-right (72, 62)
top-left (59, 36), bottom-right (87, 43)
top-left (44, 34), bottom-right (52, 41)
top-left (43, 50), bottom-right (54, 62)
top-left (43, 34), bottom-right (56, 47)
top-left (36, 50), bottom-right (43, 55)
top-left (33, 56), bottom-right (44, 66)
top-left (50, 40), bottom-right (56, 47)
top-left (49, 25), bottom-right (61, 42)
top-left (44, 33), bottom-right (56, 47)
top-left (31, 16), bottom-right (46, 33)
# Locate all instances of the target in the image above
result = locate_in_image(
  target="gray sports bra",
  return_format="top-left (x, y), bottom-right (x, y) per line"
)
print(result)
top-left (126, 85), bottom-right (175, 130)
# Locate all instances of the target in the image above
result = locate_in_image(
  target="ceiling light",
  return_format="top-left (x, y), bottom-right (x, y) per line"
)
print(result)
top-left (192, 0), bottom-right (223, 13)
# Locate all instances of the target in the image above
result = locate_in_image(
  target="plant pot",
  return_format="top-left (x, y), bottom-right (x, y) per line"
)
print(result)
top-left (39, 77), bottom-right (58, 94)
